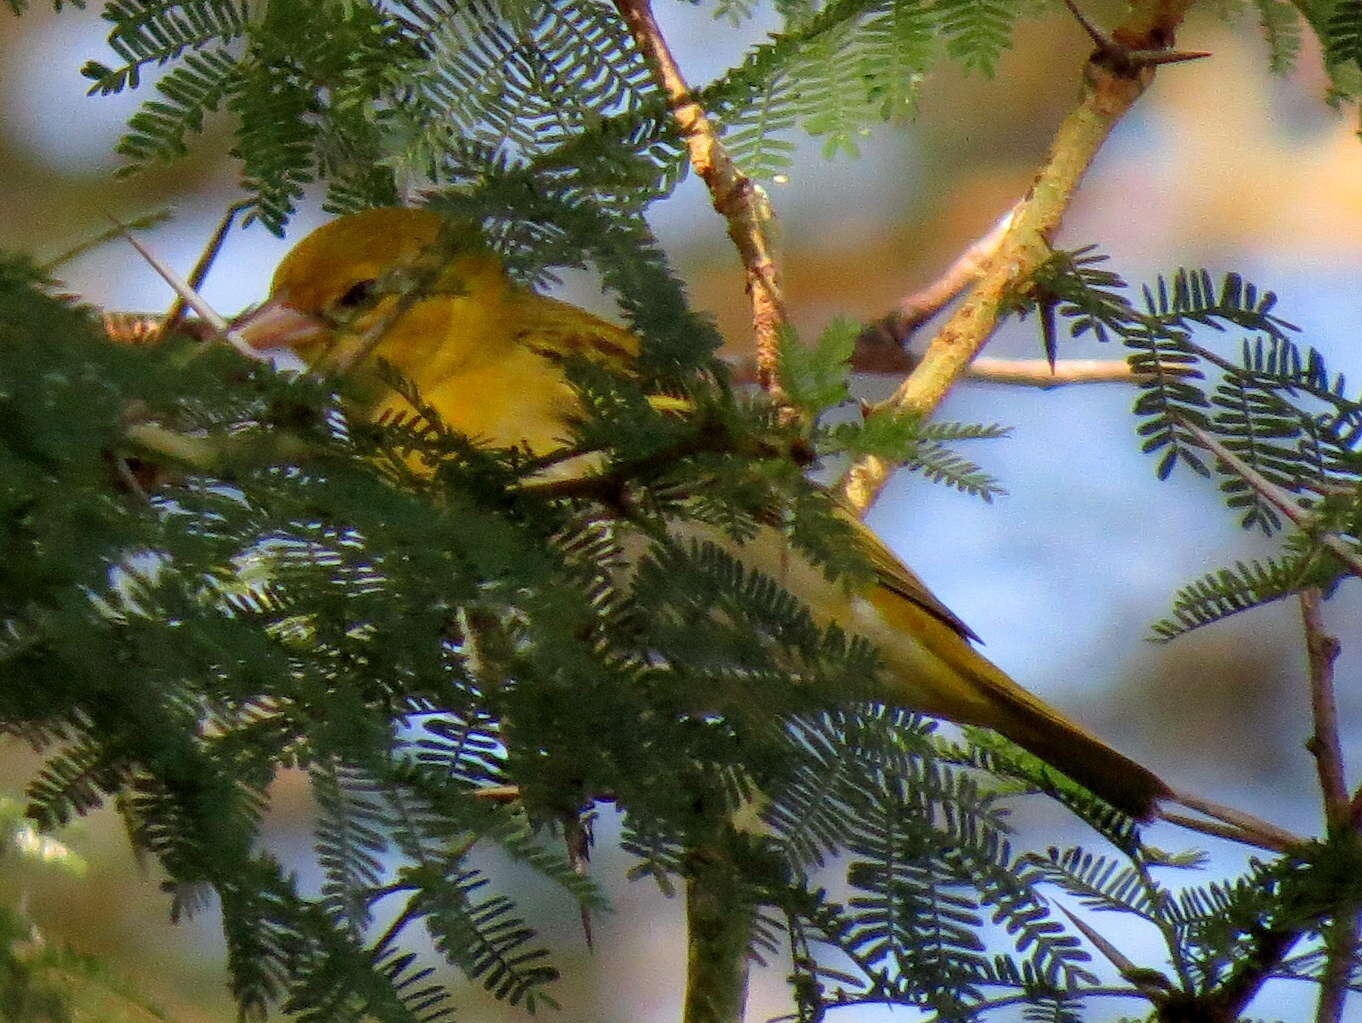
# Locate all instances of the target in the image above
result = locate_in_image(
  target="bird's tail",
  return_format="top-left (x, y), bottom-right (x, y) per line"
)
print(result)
top-left (868, 590), bottom-right (1171, 820)
top-left (969, 677), bottom-right (1172, 820)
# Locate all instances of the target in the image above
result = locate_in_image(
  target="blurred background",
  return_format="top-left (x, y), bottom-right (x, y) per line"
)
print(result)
top-left (2, 2), bottom-right (1360, 1020)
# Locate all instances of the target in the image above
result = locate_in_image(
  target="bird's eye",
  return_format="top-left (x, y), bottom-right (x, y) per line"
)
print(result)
top-left (336, 279), bottom-right (377, 310)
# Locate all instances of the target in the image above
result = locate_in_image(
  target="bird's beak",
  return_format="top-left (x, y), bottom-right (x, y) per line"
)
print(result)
top-left (233, 297), bottom-right (327, 351)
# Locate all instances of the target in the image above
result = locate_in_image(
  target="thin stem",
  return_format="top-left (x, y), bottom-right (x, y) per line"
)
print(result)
top-left (612, 0), bottom-right (788, 396)
top-left (1299, 589), bottom-right (1359, 1023)
top-left (1183, 422), bottom-right (1362, 579)
top-left (324, 272), bottom-right (438, 379)
top-left (1318, 906), bottom-right (1359, 1023)
top-left (726, 351), bottom-right (1180, 387)
top-left (1166, 789), bottom-right (1303, 850)
top-left (472, 784), bottom-right (522, 802)
top-left (1300, 589), bottom-right (1347, 828)
top-left (859, 204), bottom-right (1018, 349)
top-left (372, 896), bottom-right (423, 956)
top-left (965, 357), bottom-right (1158, 386)
top-left (1158, 810), bottom-right (1295, 853)
top-left (838, 0), bottom-right (1198, 515)
top-left (116, 220), bottom-right (263, 361)
top-left (161, 199), bottom-right (251, 337)
top-left (1130, 854), bottom-right (1197, 990)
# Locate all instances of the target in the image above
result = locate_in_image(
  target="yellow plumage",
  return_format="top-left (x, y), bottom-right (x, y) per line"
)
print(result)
top-left (240, 206), bottom-right (1170, 819)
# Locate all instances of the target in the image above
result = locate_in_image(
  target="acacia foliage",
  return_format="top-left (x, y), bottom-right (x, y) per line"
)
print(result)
top-left (5, 1), bottom-right (1362, 1021)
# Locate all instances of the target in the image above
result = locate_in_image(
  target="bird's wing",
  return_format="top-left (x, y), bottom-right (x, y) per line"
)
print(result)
top-left (848, 513), bottom-right (983, 644)
top-left (511, 294), bottom-right (640, 370)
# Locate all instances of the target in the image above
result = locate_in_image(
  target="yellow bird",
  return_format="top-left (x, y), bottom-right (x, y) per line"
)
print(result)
top-left (238, 207), bottom-right (1171, 820)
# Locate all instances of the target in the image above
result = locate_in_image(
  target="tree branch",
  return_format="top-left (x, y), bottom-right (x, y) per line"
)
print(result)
top-left (965, 357), bottom-right (1156, 386)
top-left (683, 837), bottom-right (755, 1023)
top-left (838, 0), bottom-right (1199, 515)
top-left (1298, 590), bottom-right (1358, 1023)
top-left (858, 204), bottom-right (1017, 350)
top-left (1300, 589), bottom-right (1348, 829)
top-left (1159, 809), bottom-right (1296, 853)
top-left (612, 0), bottom-right (788, 395)
top-left (607, 10), bottom-right (776, 1011)
top-left (1182, 422), bottom-right (1362, 580)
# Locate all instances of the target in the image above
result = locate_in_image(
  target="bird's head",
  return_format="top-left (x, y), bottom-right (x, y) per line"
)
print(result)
top-left (236, 207), bottom-right (509, 370)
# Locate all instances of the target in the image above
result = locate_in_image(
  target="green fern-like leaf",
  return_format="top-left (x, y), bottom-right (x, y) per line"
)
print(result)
top-left (1149, 555), bottom-right (1322, 640)
top-left (81, 0), bottom-right (249, 95)
top-left (795, 20), bottom-right (880, 157)
top-left (312, 761), bottom-right (390, 936)
top-left (1252, 0), bottom-right (1304, 73)
top-left (116, 47), bottom-right (242, 167)
top-left (1327, 0), bottom-right (1362, 67)
top-left (932, 0), bottom-right (1017, 75)
top-left (859, 0), bottom-right (935, 119)
top-left (1025, 846), bottom-right (1164, 920)
top-left (229, 67), bottom-right (318, 232)
top-left (417, 865), bottom-right (561, 1010)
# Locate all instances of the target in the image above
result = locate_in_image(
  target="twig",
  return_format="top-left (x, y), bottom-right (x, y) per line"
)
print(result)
top-left (371, 896), bottom-right (423, 958)
top-left (161, 199), bottom-right (251, 338)
top-left (472, 784), bottom-right (522, 802)
top-left (860, 204), bottom-right (1018, 349)
top-left (321, 225), bottom-right (491, 379)
top-left (123, 422), bottom-right (318, 475)
top-left (965, 357), bottom-right (1159, 387)
top-left (1318, 907), bottom-right (1360, 1023)
top-left (1298, 590), bottom-right (1359, 1023)
top-left (322, 282), bottom-right (427, 379)
top-left (116, 220), bottom-right (265, 361)
top-left (612, 0), bottom-right (788, 395)
top-left (683, 838), bottom-right (754, 1023)
top-left (1320, 901), bottom-right (1361, 1023)
top-left (1166, 789), bottom-right (1303, 851)
top-left (1183, 422), bottom-right (1362, 579)
top-left (1158, 810), bottom-right (1295, 853)
top-left (838, 0), bottom-right (1201, 516)
top-left (109, 454), bottom-right (151, 503)
top-left (1300, 589), bottom-right (1348, 828)
top-left (728, 352), bottom-right (1170, 387)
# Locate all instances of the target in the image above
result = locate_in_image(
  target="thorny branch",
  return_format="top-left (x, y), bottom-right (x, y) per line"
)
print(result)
top-left (1298, 589), bottom-right (1358, 1023)
top-left (1300, 589), bottom-right (1347, 828)
top-left (612, 0), bottom-right (788, 397)
top-left (838, 0), bottom-right (1202, 515)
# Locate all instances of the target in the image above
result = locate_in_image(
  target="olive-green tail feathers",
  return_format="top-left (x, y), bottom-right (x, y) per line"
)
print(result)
top-left (979, 686), bottom-right (1171, 820)
top-left (868, 589), bottom-right (1171, 821)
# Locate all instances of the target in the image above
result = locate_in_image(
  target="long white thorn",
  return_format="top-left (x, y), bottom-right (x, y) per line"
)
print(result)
top-left (116, 221), bottom-right (266, 362)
